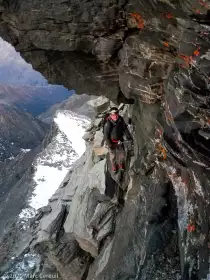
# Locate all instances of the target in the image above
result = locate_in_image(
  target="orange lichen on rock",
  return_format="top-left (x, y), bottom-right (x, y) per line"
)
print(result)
top-left (165, 13), bottom-right (174, 19)
top-left (163, 41), bottom-right (169, 47)
top-left (198, 0), bottom-right (210, 8)
top-left (193, 47), bottom-right (201, 56)
top-left (157, 143), bottom-right (167, 160)
top-left (179, 54), bottom-right (193, 68)
top-left (195, 8), bottom-right (201, 14)
top-left (165, 109), bottom-right (173, 121)
top-left (187, 224), bottom-right (196, 232)
top-left (178, 47), bottom-right (201, 68)
top-left (130, 13), bottom-right (144, 29)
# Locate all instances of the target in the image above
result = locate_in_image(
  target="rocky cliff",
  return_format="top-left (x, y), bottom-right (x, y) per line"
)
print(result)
top-left (0, 1), bottom-right (210, 279)
top-left (0, 104), bottom-right (48, 160)
top-left (0, 106), bottom-right (91, 277)
top-left (39, 94), bottom-right (97, 123)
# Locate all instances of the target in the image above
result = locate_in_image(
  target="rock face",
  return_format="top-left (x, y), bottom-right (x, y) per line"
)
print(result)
top-left (1, 1), bottom-right (210, 280)
top-left (39, 94), bottom-right (97, 123)
top-left (0, 147), bottom-right (41, 274)
top-left (29, 101), bottom-right (179, 280)
top-left (0, 147), bottom-right (41, 239)
top-left (0, 104), bottom-right (48, 160)
top-left (30, 102), bottom-right (132, 278)
top-left (0, 103), bottom-right (91, 277)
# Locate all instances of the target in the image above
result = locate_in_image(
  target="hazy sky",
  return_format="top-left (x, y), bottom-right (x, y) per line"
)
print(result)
top-left (0, 38), bottom-right (47, 86)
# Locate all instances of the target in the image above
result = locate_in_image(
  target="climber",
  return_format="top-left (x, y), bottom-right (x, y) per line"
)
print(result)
top-left (104, 107), bottom-right (133, 173)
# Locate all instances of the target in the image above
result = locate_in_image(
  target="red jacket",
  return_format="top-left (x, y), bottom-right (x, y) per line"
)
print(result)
top-left (104, 116), bottom-right (132, 146)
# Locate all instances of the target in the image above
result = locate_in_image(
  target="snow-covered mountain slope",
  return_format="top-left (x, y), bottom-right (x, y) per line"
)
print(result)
top-left (54, 111), bottom-right (88, 157)
top-left (19, 110), bottom-right (90, 216)
top-left (0, 103), bottom-right (93, 278)
top-left (39, 94), bottom-right (97, 123)
top-left (0, 110), bottom-right (90, 279)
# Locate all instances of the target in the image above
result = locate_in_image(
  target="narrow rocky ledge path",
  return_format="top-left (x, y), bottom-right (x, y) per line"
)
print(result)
top-left (29, 98), bottom-right (179, 280)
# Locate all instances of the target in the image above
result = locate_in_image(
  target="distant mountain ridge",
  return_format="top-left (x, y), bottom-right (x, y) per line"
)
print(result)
top-left (0, 38), bottom-right (74, 119)
top-left (39, 93), bottom-right (97, 123)
top-left (0, 84), bottom-right (73, 116)
top-left (0, 104), bottom-right (48, 161)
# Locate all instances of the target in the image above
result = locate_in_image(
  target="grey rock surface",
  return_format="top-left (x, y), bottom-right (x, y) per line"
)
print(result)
top-left (39, 93), bottom-right (97, 123)
top-left (87, 97), bottom-right (110, 113)
top-left (31, 142), bottom-right (118, 276)
top-left (1, 0), bottom-right (210, 279)
top-left (0, 104), bottom-right (48, 161)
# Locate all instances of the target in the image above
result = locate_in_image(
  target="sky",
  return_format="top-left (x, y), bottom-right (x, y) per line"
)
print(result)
top-left (0, 38), bottom-right (47, 86)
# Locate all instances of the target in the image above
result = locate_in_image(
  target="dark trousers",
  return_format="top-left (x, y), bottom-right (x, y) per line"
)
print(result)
top-left (109, 143), bottom-right (125, 169)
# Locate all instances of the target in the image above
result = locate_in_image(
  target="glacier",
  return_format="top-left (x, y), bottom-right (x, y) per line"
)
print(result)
top-left (19, 110), bottom-right (90, 217)
top-left (1, 110), bottom-right (90, 280)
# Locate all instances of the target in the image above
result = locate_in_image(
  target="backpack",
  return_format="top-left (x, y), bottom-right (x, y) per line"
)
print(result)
top-left (102, 112), bottom-right (110, 134)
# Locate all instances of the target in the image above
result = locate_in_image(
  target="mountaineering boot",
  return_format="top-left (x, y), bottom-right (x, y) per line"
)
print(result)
top-left (112, 164), bottom-right (118, 174)
top-left (118, 163), bottom-right (125, 171)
